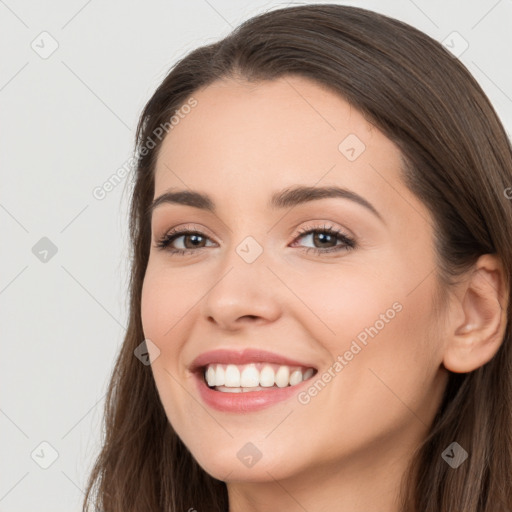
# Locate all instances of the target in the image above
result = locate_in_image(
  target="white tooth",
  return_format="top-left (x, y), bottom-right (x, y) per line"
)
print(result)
top-left (259, 365), bottom-right (275, 387)
top-left (217, 386), bottom-right (242, 393)
top-left (242, 386), bottom-right (264, 392)
top-left (289, 369), bottom-right (303, 386)
top-left (240, 364), bottom-right (260, 387)
top-left (303, 368), bottom-right (314, 381)
top-left (214, 364), bottom-right (225, 386)
top-left (275, 365), bottom-right (290, 388)
top-left (224, 364), bottom-right (241, 387)
top-left (206, 366), bottom-right (216, 387)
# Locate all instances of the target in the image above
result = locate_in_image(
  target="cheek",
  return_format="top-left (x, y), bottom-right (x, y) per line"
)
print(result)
top-left (288, 262), bottom-right (402, 346)
top-left (140, 261), bottom-right (195, 340)
top-left (277, 276), bottom-right (444, 470)
top-left (140, 270), bottom-right (190, 439)
top-left (299, 263), bottom-right (443, 415)
top-left (328, 275), bottom-right (442, 422)
top-left (141, 271), bottom-right (167, 342)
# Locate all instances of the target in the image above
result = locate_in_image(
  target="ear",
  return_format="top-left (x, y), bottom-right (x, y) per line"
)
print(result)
top-left (443, 254), bottom-right (509, 373)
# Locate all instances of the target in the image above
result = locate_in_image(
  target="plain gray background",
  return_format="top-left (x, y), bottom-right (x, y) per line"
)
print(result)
top-left (1, 0), bottom-right (511, 510)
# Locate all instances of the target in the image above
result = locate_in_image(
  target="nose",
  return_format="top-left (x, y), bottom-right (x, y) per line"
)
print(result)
top-left (200, 252), bottom-right (283, 331)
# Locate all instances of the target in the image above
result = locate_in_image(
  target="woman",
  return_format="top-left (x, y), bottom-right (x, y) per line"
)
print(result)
top-left (83, 4), bottom-right (512, 511)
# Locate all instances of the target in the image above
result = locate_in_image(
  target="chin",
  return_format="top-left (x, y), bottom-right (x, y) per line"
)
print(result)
top-left (180, 433), bottom-right (312, 484)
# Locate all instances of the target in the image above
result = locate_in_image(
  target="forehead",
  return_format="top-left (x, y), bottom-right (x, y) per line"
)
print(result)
top-left (157, 76), bottom-right (384, 167)
top-left (152, 76), bottom-right (420, 223)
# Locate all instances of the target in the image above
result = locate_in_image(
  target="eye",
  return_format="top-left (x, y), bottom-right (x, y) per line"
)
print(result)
top-left (290, 223), bottom-right (356, 255)
top-left (155, 224), bottom-right (216, 255)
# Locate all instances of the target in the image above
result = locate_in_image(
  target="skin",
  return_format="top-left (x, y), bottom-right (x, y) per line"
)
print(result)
top-left (140, 75), bottom-right (507, 512)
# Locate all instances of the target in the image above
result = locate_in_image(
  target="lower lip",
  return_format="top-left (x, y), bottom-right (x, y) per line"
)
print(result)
top-left (194, 372), bottom-right (311, 413)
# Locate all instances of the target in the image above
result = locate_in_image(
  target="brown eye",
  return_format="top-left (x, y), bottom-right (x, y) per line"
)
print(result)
top-left (155, 229), bottom-right (216, 254)
top-left (310, 231), bottom-right (338, 248)
top-left (180, 233), bottom-right (207, 249)
top-left (291, 224), bottom-right (356, 255)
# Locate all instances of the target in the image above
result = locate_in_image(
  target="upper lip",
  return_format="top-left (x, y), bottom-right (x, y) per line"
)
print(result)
top-left (189, 348), bottom-right (316, 372)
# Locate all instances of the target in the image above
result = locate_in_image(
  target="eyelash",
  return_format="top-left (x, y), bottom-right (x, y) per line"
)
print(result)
top-left (155, 223), bottom-right (356, 256)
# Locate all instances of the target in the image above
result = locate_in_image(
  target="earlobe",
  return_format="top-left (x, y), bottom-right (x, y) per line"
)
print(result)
top-left (442, 254), bottom-right (508, 374)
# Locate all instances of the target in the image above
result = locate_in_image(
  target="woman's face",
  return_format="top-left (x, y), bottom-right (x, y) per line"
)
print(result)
top-left (141, 76), bottom-right (449, 484)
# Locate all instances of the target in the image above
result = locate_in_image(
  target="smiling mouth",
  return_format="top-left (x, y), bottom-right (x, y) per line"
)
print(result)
top-left (203, 362), bottom-right (317, 393)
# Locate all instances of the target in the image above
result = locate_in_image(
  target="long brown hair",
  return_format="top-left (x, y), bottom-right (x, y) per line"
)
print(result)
top-left (83, 5), bottom-right (512, 511)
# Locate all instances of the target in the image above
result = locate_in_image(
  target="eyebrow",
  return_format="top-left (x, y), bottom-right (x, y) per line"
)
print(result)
top-left (148, 185), bottom-right (384, 223)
